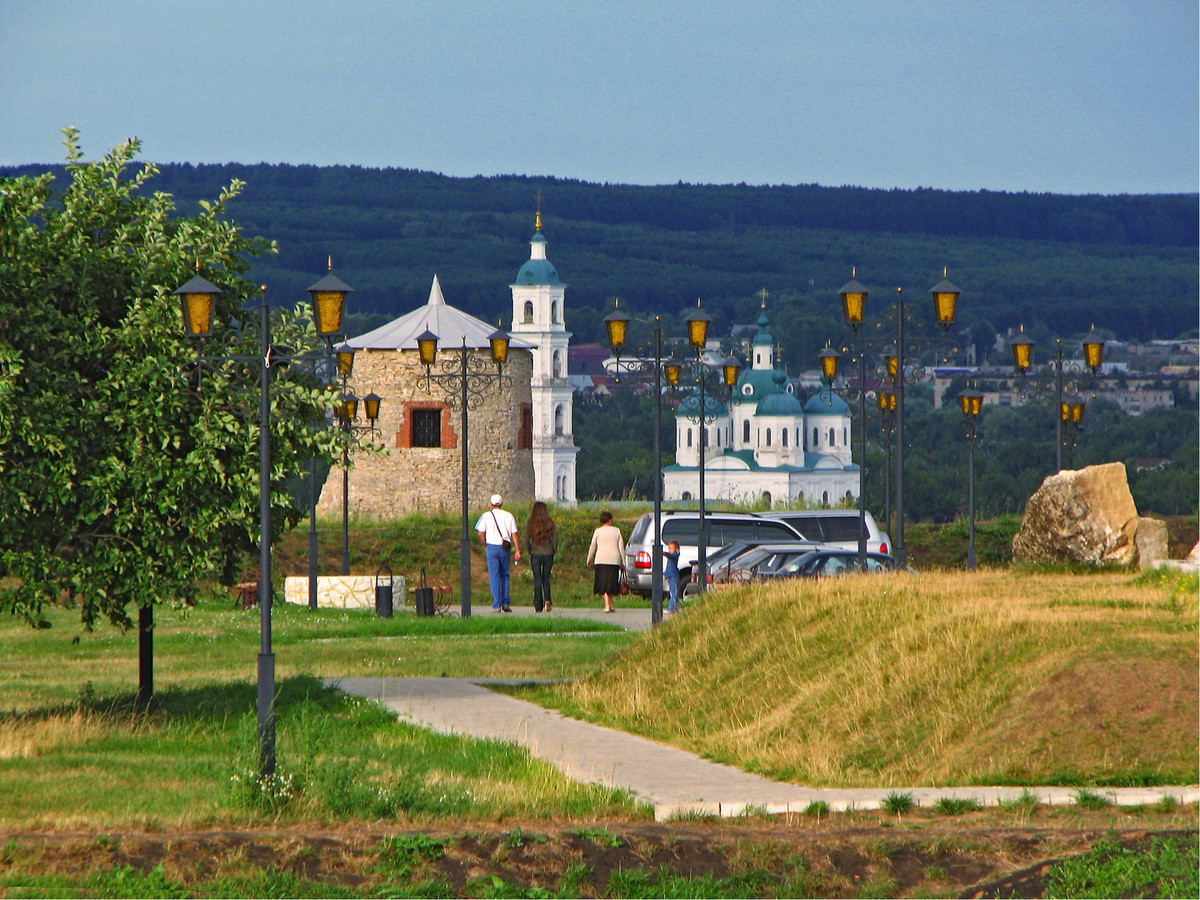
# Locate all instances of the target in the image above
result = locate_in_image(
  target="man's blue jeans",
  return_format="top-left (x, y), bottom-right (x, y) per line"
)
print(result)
top-left (485, 544), bottom-right (512, 609)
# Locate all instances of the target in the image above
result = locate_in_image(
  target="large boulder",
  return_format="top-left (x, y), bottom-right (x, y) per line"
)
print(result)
top-left (1012, 462), bottom-right (1139, 566)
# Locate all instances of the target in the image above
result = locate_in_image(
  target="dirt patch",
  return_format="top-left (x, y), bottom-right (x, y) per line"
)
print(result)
top-left (975, 656), bottom-right (1200, 779)
top-left (2, 808), bottom-right (1195, 897)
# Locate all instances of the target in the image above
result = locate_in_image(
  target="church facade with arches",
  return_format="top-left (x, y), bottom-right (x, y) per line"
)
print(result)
top-left (662, 304), bottom-right (858, 508)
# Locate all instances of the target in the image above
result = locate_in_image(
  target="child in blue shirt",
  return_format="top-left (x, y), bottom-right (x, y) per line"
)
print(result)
top-left (664, 541), bottom-right (681, 613)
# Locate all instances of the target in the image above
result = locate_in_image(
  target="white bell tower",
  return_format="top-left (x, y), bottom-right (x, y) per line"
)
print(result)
top-left (510, 207), bottom-right (578, 504)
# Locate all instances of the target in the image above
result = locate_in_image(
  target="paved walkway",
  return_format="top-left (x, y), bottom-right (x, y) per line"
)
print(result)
top-left (332, 672), bottom-right (1199, 822)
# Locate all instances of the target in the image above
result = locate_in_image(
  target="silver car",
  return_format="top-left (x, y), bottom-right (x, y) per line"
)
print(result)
top-left (623, 511), bottom-right (807, 597)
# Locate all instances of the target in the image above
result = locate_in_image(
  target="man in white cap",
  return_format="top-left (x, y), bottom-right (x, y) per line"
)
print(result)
top-left (474, 493), bottom-right (521, 612)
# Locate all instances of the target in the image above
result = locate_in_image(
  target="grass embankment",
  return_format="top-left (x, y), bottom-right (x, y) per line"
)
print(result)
top-left (545, 568), bottom-right (1199, 788)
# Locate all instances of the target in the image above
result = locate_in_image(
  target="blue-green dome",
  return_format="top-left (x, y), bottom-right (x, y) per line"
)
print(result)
top-left (515, 258), bottom-right (560, 285)
top-left (804, 387), bottom-right (850, 414)
top-left (752, 312), bottom-right (774, 347)
top-left (757, 392), bottom-right (805, 416)
top-left (733, 368), bottom-right (785, 403)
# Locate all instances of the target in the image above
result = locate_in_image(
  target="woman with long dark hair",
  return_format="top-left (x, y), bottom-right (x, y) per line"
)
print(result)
top-left (525, 501), bottom-right (557, 612)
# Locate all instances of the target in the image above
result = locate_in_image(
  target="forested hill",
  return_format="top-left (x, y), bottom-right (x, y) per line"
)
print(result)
top-left (6, 161), bottom-right (1196, 365)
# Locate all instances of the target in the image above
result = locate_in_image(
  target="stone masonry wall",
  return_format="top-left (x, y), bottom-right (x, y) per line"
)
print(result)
top-left (317, 348), bottom-right (534, 519)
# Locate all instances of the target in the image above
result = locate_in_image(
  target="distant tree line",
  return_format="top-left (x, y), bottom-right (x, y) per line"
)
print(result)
top-left (3, 161), bottom-right (1196, 376)
top-left (575, 387), bottom-right (1199, 520)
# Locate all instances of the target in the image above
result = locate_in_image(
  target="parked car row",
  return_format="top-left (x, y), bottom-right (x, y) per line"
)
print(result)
top-left (624, 509), bottom-right (896, 598)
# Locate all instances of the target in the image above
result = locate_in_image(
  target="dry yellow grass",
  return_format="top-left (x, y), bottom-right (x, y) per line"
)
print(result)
top-left (560, 569), bottom-right (1199, 787)
top-left (0, 710), bottom-right (116, 760)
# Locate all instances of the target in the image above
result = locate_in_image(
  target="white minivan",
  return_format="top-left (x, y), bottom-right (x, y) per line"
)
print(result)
top-left (623, 511), bottom-right (807, 597)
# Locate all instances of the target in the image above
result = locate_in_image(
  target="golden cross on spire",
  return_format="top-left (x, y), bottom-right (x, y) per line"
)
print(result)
top-left (535, 190), bottom-right (543, 231)
top-left (758, 287), bottom-right (769, 308)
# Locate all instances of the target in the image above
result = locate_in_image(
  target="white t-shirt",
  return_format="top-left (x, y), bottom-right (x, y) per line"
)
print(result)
top-left (475, 507), bottom-right (518, 545)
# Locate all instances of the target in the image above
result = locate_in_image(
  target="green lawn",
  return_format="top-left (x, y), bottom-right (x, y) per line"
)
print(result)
top-left (0, 597), bottom-right (641, 829)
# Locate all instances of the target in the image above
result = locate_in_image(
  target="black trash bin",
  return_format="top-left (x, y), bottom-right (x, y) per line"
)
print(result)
top-left (375, 565), bottom-right (394, 618)
top-left (414, 567), bottom-right (435, 617)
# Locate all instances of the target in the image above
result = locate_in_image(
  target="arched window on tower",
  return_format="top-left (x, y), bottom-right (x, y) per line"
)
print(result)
top-left (843, 426), bottom-right (848, 445)
top-left (551, 301), bottom-right (559, 323)
top-left (782, 429), bottom-right (789, 448)
top-left (765, 428), bottom-right (772, 447)
top-left (552, 350), bottom-right (562, 378)
top-left (829, 427), bottom-right (836, 446)
top-left (686, 428), bottom-right (693, 448)
top-left (554, 405), bottom-right (564, 436)
top-left (523, 300), bottom-right (534, 324)
top-left (743, 420), bottom-right (750, 444)
top-left (812, 427), bottom-right (819, 447)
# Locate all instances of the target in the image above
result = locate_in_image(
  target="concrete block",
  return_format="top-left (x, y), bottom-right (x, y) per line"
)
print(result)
top-left (284, 575), bottom-right (405, 609)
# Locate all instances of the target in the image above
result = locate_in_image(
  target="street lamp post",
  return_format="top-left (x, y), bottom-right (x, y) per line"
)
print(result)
top-left (1061, 395), bottom-right (1087, 469)
top-left (958, 387), bottom-right (985, 571)
top-left (878, 386), bottom-right (897, 540)
top-left (335, 389), bottom-right (383, 575)
top-left (174, 263), bottom-right (351, 776)
top-left (605, 302), bottom-right (666, 624)
top-left (1010, 327), bottom-right (1105, 471)
top-left (416, 329), bottom-right (511, 618)
top-left (664, 302), bottom-right (741, 595)
top-left (329, 344), bottom-right (382, 576)
top-left (837, 270), bottom-right (962, 568)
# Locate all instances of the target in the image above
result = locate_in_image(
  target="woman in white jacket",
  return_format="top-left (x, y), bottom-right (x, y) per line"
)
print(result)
top-left (586, 510), bottom-right (625, 613)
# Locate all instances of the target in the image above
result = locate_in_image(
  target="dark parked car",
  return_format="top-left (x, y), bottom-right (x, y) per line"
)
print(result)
top-left (766, 549), bottom-right (904, 579)
top-left (707, 542), bottom-right (822, 586)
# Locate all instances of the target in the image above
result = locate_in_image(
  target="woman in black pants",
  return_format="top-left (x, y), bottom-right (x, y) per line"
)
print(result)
top-left (525, 501), bottom-right (557, 612)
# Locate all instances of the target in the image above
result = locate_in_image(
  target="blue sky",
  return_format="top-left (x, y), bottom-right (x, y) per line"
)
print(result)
top-left (3, 1), bottom-right (1196, 195)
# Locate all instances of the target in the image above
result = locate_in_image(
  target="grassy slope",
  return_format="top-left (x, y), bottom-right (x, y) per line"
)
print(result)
top-left (552, 568), bottom-right (1199, 788)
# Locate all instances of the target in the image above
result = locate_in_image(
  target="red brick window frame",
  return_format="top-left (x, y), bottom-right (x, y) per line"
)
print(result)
top-left (398, 401), bottom-right (456, 449)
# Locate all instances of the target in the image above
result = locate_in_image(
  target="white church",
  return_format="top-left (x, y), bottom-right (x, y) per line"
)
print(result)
top-left (662, 303), bottom-right (859, 508)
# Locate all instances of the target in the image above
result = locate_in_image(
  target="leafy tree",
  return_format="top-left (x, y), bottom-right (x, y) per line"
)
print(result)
top-left (574, 388), bottom-right (669, 500)
top-left (0, 130), bottom-right (345, 697)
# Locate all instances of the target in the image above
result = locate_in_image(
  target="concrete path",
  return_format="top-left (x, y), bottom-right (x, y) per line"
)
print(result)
top-left (502, 604), bottom-right (655, 632)
top-left (331, 674), bottom-right (1199, 822)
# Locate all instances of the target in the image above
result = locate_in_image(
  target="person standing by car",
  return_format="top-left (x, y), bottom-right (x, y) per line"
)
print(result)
top-left (664, 541), bottom-right (682, 614)
top-left (525, 501), bottom-right (557, 612)
top-left (586, 510), bottom-right (625, 613)
top-left (475, 494), bottom-right (521, 612)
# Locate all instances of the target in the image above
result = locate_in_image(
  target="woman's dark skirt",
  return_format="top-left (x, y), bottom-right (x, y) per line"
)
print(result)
top-left (593, 563), bottom-right (621, 596)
